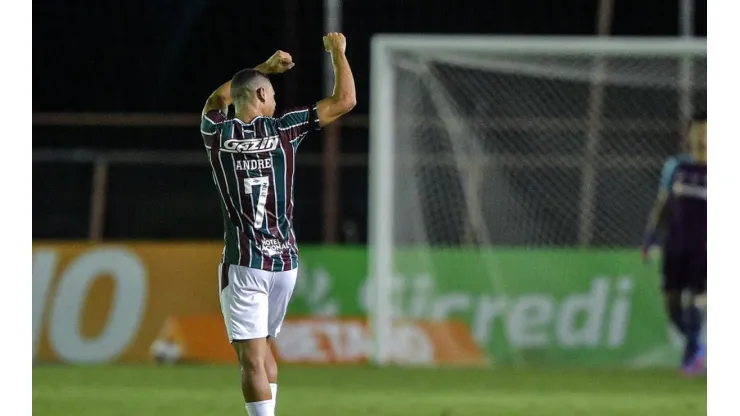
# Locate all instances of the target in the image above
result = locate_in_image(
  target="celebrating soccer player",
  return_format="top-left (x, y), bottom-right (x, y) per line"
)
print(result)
top-left (200, 33), bottom-right (355, 416)
top-left (642, 111), bottom-right (707, 376)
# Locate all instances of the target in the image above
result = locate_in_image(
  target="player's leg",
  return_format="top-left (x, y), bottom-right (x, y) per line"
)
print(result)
top-left (233, 339), bottom-right (272, 413)
top-left (219, 264), bottom-right (274, 416)
top-left (265, 338), bottom-right (278, 413)
top-left (661, 252), bottom-right (687, 337)
top-left (662, 291), bottom-right (684, 335)
top-left (265, 268), bottom-right (299, 415)
top-left (660, 251), bottom-right (703, 371)
top-left (683, 253), bottom-right (707, 374)
top-left (682, 292), bottom-right (705, 372)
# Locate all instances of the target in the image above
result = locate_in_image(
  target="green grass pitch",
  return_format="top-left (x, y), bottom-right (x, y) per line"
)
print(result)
top-left (33, 365), bottom-right (706, 415)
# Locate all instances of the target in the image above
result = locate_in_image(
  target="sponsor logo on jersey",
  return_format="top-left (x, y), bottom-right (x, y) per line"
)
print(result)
top-left (261, 239), bottom-right (291, 257)
top-left (223, 137), bottom-right (280, 154)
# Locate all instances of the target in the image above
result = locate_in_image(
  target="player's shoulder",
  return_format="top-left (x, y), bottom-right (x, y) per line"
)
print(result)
top-left (201, 109), bottom-right (230, 137)
top-left (278, 105), bottom-right (319, 121)
top-left (202, 109), bottom-right (228, 125)
top-left (665, 153), bottom-right (688, 162)
top-left (663, 153), bottom-right (691, 168)
top-left (252, 115), bottom-right (291, 138)
top-left (255, 115), bottom-right (283, 133)
top-left (276, 105), bottom-right (320, 133)
top-left (276, 106), bottom-right (313, 117)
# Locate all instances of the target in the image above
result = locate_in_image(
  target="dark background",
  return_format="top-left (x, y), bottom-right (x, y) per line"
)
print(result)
top-left (32, 0), bottom-right (707, 243)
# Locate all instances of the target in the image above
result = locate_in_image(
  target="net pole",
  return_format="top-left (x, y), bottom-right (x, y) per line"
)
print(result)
top-left (323, 0), bottom-right (342, 97)
top-left (369, 38), bottom-right (395, 365)
top-left (577, 0), bottom-right (615, 246)
top-left (88, 157), bottom-right (109, 241)
top-left (283, 0), bottom-right (299, 106)
top-left (679, 0), bottom-right (700, 312)
top-left (679, 0), bottom-right (695, 124)
top-left (322, 0), bottom-right (342, 243)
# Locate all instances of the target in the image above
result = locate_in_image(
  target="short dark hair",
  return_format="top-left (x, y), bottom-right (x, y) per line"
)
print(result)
top-left (230, 68), bottom-right (270, 105)
top-left (692, 110), bottom-right (706, 122)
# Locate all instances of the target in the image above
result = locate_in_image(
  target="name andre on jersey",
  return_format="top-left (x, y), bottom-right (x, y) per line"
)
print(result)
top-left (223, 136), bottom-right (280, 154)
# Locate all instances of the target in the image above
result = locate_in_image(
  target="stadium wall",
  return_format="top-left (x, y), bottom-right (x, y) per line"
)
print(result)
top-left (32, 242), bottom-right (692, 367)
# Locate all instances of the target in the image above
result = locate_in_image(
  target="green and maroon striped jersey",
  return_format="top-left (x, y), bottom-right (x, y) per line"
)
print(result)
top-left (201, 106), bottom-right (320, 271)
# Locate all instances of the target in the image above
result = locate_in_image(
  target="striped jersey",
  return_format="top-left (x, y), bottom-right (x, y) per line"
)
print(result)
top-left (201, 106), bottom-right (320, 271)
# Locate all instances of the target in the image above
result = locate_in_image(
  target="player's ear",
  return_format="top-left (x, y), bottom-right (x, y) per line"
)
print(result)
top-left (256, 87), bottom-right (267, 103)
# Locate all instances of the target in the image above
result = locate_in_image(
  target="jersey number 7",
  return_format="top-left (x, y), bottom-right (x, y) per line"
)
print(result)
top-left (244, 176), bottom-right (270, 228)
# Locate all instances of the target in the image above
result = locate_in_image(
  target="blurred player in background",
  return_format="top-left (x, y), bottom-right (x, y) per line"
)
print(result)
top-left (642, 112), bottom-right (707, 376)
top-left (200, 33), bottom-right (355, 416)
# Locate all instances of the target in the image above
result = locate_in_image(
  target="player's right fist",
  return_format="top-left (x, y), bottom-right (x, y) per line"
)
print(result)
top-left (323, 32), bottom-right (346, 54)
top-left (265, 50), bottom-right (295, 74)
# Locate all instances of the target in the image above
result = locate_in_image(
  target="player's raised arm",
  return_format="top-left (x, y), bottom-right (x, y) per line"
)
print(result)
top-left (202, 51), bottom-right (296, 116)
top-left (316, 33), bottom-right (356, 127)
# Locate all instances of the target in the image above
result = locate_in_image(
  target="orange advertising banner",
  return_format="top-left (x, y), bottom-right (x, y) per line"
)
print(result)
top-left (32, 242), bottom-right (226, 363)
top-left (33, 242), bottom-right (486, 366)
top-left (152, 315), bottom-right (487, 366)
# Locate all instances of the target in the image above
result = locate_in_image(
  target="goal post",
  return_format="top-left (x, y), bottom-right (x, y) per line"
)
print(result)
top-left (368, 36), bottom-right (706, 366)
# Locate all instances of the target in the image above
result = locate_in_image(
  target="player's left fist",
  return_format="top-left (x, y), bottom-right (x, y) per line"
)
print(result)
top-left (323, 32), bottom-right (346, 54)
top-left (266, 50), bottom-right (295, 73)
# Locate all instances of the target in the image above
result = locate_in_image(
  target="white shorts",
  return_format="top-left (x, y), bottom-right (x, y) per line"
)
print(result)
top-left (218, 264), bottom-right (298, 342)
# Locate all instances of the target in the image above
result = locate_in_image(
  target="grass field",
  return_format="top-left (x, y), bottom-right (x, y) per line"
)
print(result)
top-left (33, 365), bottom-right (706, 415)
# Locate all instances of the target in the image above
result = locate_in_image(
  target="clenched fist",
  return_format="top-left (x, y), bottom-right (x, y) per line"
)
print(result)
top-left (323, 32), bottom-right (346, 54)
top-left (265, 50), bottom-right (295, 74)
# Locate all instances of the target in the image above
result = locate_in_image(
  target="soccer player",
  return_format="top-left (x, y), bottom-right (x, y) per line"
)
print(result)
top-left (642, 111), bottom-right (707, 375)
top-left (200, 33), bottom-right (355, 416)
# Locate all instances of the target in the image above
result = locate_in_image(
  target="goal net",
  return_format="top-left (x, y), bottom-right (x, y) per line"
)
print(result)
top-left (367, 36), bottom-right (706, 366)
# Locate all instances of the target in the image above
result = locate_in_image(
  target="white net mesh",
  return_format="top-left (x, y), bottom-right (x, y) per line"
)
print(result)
top-left (370, 39), bottom-right (707, 366)
top-left (390, 51), bottom-right (707, 248)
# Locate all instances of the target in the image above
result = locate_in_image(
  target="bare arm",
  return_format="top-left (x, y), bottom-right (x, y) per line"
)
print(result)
top-left (202, 80), bottom-right (233, 116)
top-left (644, 190), bottom-right (670, 238)
top-left (642, 157), bottom-right (680, 258)
top-left (202, 51), bottom-right (295, 115)
top-left (316, 33), bottom-right (356, 127)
